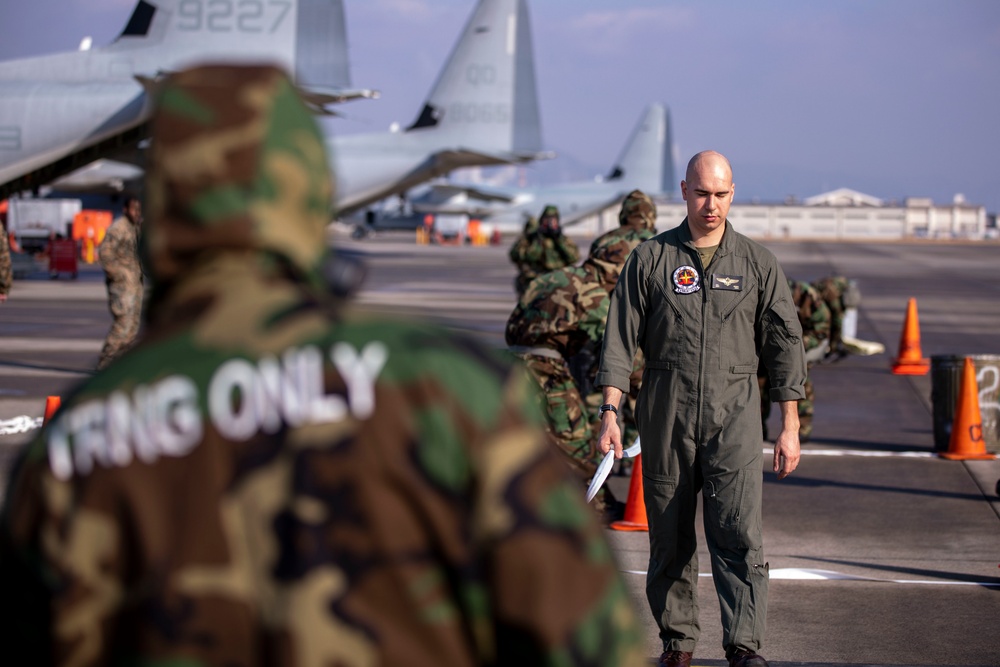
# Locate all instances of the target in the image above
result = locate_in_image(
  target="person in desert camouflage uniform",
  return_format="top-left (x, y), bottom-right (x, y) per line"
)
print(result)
top-left (0, 219), bottom-right (11, 303)
top-left (505, 201), bottom-right (654, 508)
top-left (96, 194), bottom-right (144, 369)
top-left (759, 278), bottom-right (831, 442)
top-left (509, 204), bottom-right (580, 296)
top-left (0, 64), bottom-right (646, 667)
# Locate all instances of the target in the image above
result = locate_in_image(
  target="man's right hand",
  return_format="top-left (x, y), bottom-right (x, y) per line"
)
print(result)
top-left (597, 387), bottom-right (625, 458)
top-left (598, 411), bottom-right (623, 459)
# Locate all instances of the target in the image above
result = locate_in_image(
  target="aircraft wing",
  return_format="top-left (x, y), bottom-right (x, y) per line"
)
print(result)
top-left (419, 182), bottom-right (519, 204)
top-left (428, 148), bottom-right (555, 173)
top-left (0, 85), bottom-right (151, 200)
top-left (409, 200), bottom-right (507, 219)
top-left (559, 192), bottom-right (632, 226)
top-left (405, 181), bottom-right (522, 218)
top-left (48, 158), bottom-right (144, 195)
top-left (300, 86), bottom-right (380, 115)
top-left (19, 80), bottom-right (376, 197)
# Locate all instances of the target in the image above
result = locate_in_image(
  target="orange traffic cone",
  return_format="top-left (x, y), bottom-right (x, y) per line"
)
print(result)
top-left (891, 298), bottom-right (930, 375)
top-left (42, 395), bottom-right (61, 426)
top-left (940, 358), bottom-right (995, 460)
top-left (611, 454), bottom-right (648, 532)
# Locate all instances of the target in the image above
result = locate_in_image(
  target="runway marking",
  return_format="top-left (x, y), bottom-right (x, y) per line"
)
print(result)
top-left (0, 337), bottom-right (102, 352)
top-left (0, 368), bottom-right (92, 378)
top-left (620, 567), bottom-right (1000, 587)
top-left (0, 416), bottom-right (42, 436)
top-left (764, 446), bottom-right (937, 458)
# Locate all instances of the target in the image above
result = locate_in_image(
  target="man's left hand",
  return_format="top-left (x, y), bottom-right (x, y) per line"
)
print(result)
top-left (773, 427), bottom-right (800, 479)
top-left (773, 400), bottom-right (801, 479)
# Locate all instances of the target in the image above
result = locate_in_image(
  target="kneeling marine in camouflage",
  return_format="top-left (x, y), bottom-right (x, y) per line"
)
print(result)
top-left (759, 278), bottom-right (831, 441)
top-left (505, 210), bottom-right (654, 501)
top-left (577, 190), bottom-right (658, 459)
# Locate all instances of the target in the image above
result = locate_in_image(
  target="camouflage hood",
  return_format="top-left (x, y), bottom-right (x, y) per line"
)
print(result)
top-left (143, 64), bottom-right (335, 295)
top-left (618, 189), bottom-right (656, 231)
top-left (583, 227), bottom-right (653, 292)
top-left (522, 215), bottom-right (539, 235)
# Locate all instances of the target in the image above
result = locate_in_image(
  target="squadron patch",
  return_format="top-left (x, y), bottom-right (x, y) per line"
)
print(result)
top-left (711, 274), bottom-right (743, 291)
top-left (672, 265), bottom-right (700, 294)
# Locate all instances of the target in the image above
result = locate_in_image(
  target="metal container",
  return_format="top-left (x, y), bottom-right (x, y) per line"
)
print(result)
top-left (930, 354), bottom-right (1000, 453)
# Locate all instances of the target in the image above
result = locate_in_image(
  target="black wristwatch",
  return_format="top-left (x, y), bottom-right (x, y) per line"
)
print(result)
top-left (599, 403), bottom-right (619, 417)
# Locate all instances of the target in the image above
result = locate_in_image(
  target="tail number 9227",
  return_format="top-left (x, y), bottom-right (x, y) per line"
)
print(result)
top-left (177, 0), bottom-right (292, 34)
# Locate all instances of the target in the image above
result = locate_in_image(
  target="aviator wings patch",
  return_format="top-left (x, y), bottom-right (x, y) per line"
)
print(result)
top-left (711, 274), bottom-right (743, 291)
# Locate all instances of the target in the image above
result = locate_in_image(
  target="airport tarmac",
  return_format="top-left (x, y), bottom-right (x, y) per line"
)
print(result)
top-left (1, 230), bottom-right (998, 666)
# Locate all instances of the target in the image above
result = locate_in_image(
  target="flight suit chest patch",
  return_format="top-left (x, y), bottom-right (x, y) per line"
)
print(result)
top-left (711, 274), bottom-right (743, 291)
top-left (672, 265), bottom-right (701, 294)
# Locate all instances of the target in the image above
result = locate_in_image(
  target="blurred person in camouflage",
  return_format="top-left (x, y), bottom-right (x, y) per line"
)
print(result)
top-left (96, 193), bottom-right (144, 369)
top-left (760, 275), bottom-right (879, 443)
top-left (0, 64), bottom-right (647, 667)
top-left (758, 279), bottom-right (831, 442)
top-left (812, 274), bottom-right (865, 358)
top-left (509, 204), bottom-right (580, 296)
top-left (0, 218), bottom-right (10, 303)
top-left (505, 195), bottom-right (654, 516)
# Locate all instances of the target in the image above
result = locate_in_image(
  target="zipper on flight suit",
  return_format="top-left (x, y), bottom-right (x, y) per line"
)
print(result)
top-left (693, 247), bottom-right (709, 446)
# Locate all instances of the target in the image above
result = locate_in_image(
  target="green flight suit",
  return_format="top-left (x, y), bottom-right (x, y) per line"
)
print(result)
top-left (596, 219), bottom-right (807, 655)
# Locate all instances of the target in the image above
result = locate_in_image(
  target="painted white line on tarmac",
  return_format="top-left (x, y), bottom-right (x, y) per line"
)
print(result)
top-left (0, 416), bottom-right (43, 436)
top-left (0, 368), bottom-right (92, 378)
top-left (620, 568), bottom-right (1000, 587)
top-left (0, 337), bottom-right (102, 352)
top-left (764, 446), bottom-right (937, 458)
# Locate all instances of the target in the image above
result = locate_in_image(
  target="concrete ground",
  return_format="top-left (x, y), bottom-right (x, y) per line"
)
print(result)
top-left (1, 232), bottom-right (998, 666)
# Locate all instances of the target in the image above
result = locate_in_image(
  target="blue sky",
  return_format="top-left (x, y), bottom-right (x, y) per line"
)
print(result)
top-left (2, 0), bottom-right (999, 211)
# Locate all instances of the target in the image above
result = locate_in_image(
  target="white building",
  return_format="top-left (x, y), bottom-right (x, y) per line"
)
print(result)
top-left (574, 188), bottom-right (988, 241)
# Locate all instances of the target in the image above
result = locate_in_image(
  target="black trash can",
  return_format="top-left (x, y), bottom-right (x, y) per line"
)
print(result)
top-left (930, 354), bottom-right (1000, 453)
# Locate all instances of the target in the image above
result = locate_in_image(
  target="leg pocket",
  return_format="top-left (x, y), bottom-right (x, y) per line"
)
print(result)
top-left (703, 467), bottom-right (760, 551)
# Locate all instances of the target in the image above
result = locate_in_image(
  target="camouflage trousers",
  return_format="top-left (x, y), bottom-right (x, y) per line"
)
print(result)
top-left (97, 276), bottom-right (143, 370)
top-left (759, 369), bottom-right (814, 441)
top-left (519, 352), bottom-right (597, 479)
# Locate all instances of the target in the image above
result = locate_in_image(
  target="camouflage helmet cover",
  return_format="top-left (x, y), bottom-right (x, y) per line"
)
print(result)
top-left (618, 189), bottom-right (656, 231)
top-left (540, 204), bottom-right (559, 219)
top-left (144, 64), bottom-right (335, 291)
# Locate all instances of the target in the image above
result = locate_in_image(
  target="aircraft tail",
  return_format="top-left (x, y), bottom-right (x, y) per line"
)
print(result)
top-left (606, 103), bottom-right (675, 198)
top-left (406, 0), bottom-right (544, 160)
top-left (103, 0), bottom-right (356, 96)
top-left (295, 0), bottom-right (350, 92)
top-left (0, 0), bottom-right (369, 199)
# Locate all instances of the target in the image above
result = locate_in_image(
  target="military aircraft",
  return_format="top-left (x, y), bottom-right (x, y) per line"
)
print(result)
top-left (7, 0), bottom-right (546, 221)
top-left (330, 0), bottom-right (548, 217)
top-left (354, 102), bottom-right (673, 236)
top-left (0, 0), bottom-right (374, 200)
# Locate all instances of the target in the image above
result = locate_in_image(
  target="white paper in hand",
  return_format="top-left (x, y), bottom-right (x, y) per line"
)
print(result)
top-left (586, 437), bottom-right (641, 503)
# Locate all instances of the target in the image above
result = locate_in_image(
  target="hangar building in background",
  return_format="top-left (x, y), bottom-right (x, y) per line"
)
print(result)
top-left (575, 187), bottom-right (989, 240)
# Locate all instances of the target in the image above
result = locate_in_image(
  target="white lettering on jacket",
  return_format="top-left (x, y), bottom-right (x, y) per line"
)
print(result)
top-left (47, 342), bottom-right (388, 480)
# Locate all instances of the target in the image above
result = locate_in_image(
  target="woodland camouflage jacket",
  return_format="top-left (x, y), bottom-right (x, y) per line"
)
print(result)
top-left (0, 65), bottom-right (645, 667)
